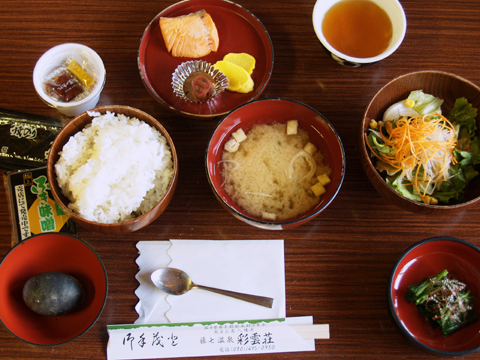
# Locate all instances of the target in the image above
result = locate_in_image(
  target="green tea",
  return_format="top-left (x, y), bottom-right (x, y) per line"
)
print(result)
top-left (322, 0), bottom-right (393, 58)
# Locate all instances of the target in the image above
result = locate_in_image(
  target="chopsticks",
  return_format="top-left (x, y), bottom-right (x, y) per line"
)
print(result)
top-left (291, 324), bottom-right (330, 339)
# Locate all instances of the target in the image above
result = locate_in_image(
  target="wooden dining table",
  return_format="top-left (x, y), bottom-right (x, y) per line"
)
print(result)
top-left (2, 0), bottom-right (480, 359)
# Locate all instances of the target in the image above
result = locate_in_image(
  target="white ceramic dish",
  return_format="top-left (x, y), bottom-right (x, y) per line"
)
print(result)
top-left (312, 0), bottom-right (407, 67)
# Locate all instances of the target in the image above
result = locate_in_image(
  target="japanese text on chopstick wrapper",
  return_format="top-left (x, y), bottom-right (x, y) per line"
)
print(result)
top-left (107, 318), bottom-right (315, 359)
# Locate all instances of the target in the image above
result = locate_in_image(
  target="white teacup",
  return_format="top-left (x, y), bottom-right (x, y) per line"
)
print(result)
top-left (33, 43), bottom-right (106, 117)
top-left (312, 0), bottom-right (407, 67)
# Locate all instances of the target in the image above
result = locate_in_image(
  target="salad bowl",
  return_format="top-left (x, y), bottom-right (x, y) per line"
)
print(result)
top-left (359, 70), bottom-right (480, 214)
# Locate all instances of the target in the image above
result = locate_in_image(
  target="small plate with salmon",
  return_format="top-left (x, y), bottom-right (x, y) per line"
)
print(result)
top-left (138, 0), bottom-right (274, 119)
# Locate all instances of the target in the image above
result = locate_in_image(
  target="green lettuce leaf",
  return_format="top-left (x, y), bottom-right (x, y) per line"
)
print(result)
top-left (387, 175), bottom-right (422, 202)
top-left (471, 137), bottom-right (480, 165)
top-left (432, 152), bottom-right (479, 203)
top-left (448, 97), bottom-right (477, 138)
top-left (367, 132), bottom-right (394, 156)
top-left (408, 90), bottom-right (444, 115)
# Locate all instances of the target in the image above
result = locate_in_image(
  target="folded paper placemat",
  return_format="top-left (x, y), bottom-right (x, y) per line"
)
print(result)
top-left (135, 239), bottom-right (286, 324)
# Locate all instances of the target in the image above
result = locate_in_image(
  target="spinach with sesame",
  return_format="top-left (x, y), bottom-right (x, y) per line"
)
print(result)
top-left (406, 269), bottom-right (477, 337)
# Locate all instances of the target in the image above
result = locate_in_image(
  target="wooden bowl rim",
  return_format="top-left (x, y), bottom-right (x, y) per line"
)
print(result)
top-left (47, 105), bottom-right (179, 231)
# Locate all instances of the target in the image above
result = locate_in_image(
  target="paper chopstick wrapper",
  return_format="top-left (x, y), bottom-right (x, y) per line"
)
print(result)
top-left (107, 317), bottom-right (328, 359)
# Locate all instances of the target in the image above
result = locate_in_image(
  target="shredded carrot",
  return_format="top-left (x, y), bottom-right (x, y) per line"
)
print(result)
top-left (366, 113), bottom-right (458, 203)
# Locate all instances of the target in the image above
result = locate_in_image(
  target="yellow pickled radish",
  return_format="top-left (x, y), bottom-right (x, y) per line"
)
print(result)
top-left (214, 60), bottom-right (251, 92)
top-left (223, 53), bottom-right (256, 74)
top-left (237, 76), bottom-right (254, 93)
top-left (67, 60), bottom-right (95, 88)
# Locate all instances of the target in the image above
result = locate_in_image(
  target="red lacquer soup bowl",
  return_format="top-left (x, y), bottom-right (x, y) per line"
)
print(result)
top-left (0, 233), bottom-right (108, 346)
top-left (389, 237), bottom-right (480, 356)
top-left (205, 98), bottom-right (345, 230)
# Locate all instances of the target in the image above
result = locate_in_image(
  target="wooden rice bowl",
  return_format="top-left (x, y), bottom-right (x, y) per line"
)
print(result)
top-left (359, 70), bottom-right (480, 214)
top-left (47, 105), bottom-right (178, 233)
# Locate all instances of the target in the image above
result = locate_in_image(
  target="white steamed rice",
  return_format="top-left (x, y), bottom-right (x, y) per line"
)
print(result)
top-left (55, 110), bottom-right (174, 224)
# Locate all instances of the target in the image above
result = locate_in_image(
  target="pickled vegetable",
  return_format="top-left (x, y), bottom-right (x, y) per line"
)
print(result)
top-left (406, 269), bottom-right (477, 337)
top-left (191, 76), bottom-right (214, 101)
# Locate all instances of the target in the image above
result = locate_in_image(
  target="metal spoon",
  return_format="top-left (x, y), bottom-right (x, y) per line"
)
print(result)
top-left (151, 268), bottom-right (273, 308)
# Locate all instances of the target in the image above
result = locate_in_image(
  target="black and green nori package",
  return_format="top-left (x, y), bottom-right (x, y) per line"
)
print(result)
top-left (0, 109), bottom-right (63, 170)
top-left (4, 166), bottom-right (76, 246)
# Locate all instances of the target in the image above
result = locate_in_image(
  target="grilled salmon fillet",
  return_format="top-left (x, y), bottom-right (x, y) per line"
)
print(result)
top-left (160, 10), bottom-right (219, 58)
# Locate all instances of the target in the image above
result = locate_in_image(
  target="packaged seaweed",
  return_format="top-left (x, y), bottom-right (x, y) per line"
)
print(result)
top-left (0, 109), bottom-right (63, 170)
top-left (4, 166), bottom-right (76, 246)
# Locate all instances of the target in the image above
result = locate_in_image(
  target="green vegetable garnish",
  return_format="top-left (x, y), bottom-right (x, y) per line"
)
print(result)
top-left (406, 270), bottom-right (477, 337)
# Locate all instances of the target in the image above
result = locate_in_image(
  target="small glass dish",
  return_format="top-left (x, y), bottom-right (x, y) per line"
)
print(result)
top-left (172, 60), bottom-right (228, 103)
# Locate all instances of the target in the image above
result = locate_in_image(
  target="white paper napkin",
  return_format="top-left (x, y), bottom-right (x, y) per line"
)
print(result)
top-left (134, 239), bottom-right (286, 324)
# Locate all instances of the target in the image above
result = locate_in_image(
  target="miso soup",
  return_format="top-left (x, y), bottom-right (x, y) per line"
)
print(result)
top-left (220, 123), bottom-right (331, 221)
